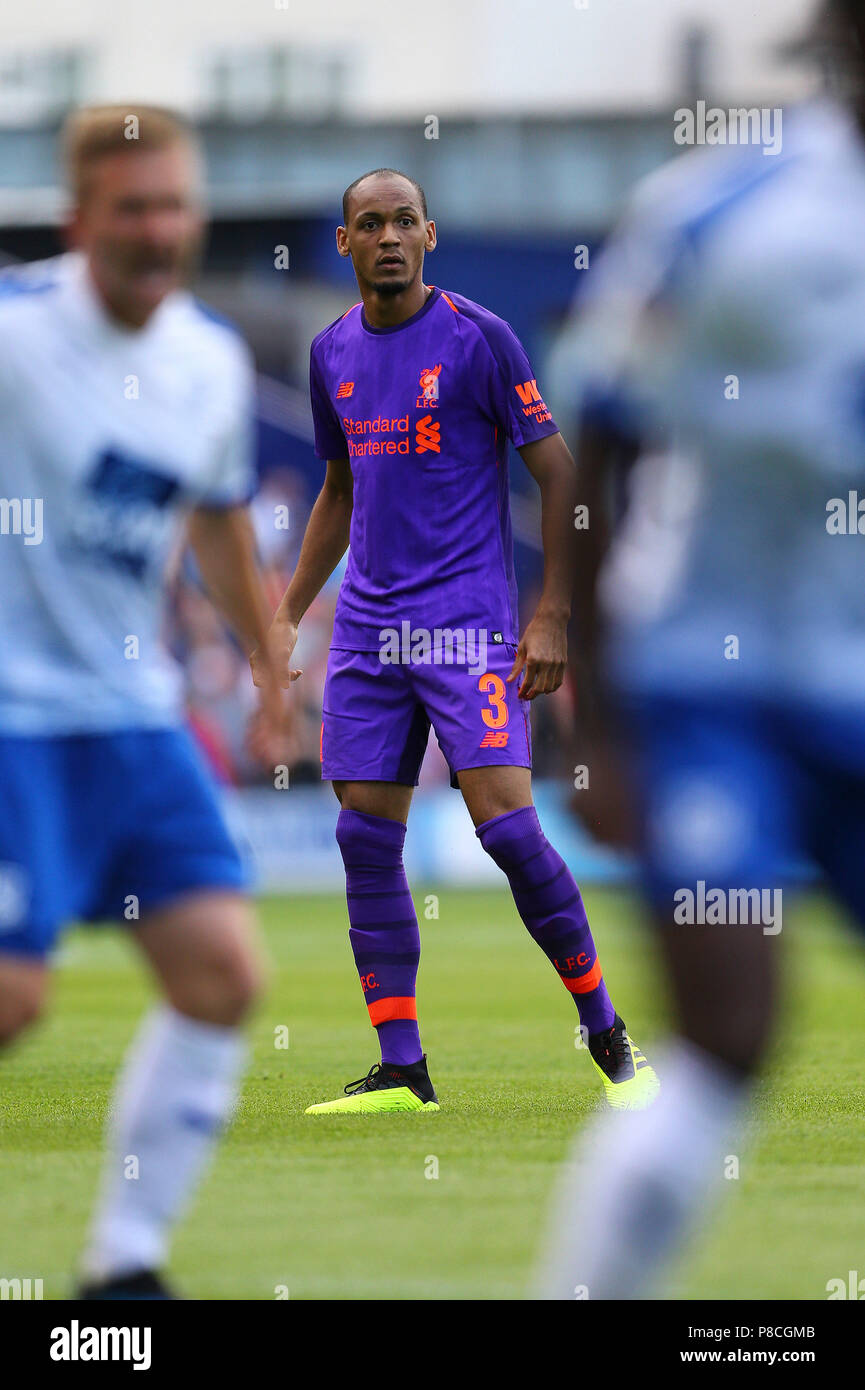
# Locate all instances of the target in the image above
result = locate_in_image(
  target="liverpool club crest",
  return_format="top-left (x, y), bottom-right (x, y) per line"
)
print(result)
top-left (417, 363), bottom-right (442, 408)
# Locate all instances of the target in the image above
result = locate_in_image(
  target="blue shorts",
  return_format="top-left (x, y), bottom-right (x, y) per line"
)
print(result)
top-left (321, 642), bottom-right (532, 786)
top-left (622, 692), bottom-right (865, 926)
top-left (0, 728), bottom-right (248, 960)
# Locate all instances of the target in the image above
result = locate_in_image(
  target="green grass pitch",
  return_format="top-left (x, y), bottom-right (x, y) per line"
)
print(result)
top-left (2, 888), bottom-right (864, 1300)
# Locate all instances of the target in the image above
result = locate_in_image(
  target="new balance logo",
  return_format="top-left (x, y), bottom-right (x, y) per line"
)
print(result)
top-left (415, 415), bottom-right (441, 453)
top-left (480, 731), bottom-right (509, 749)
top-left (515, 379), bottom-right (541, 405)
top-left (336, 381), bottom-right (354, 399)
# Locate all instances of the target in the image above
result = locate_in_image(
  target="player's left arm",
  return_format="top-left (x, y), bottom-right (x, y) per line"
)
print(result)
top-left (189, 338), bottom-right (293, 758)
top-left (187, 504), bottom-right (287, 752)
top-left (187, 504), bottom-right (273, 658)
top-left (508, 431), bottom-right (578, 701)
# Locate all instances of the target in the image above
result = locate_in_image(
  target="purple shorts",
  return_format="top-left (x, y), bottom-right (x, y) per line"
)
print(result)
top-left (321, 642), bottom-right (532, 786)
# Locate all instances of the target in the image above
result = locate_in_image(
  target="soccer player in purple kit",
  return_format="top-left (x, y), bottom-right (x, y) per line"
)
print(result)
top-left (254, 168), bottom-right (658, 1113)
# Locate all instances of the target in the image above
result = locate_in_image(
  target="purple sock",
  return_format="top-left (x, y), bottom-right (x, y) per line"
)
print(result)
top-left (476, 805), bottom-right (616, 1036)
top-left (335, 808), bottom-right (423, 1066)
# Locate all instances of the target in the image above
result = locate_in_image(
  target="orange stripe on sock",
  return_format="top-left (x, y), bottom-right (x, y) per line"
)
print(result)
top-left (367, 996), bottom-right (417, 1025)
top-left (561, 959), bottom-right (603, 994)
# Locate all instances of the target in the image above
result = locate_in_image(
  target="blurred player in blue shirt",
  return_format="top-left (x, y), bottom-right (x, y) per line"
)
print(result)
top-left (539, 0), bottom-right (865, 1298)
top-left (0, 105), bottom-right (283, 1299)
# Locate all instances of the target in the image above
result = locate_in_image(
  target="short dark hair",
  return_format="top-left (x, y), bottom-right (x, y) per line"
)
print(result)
top-left (342, 168), bottom-right (428, 224)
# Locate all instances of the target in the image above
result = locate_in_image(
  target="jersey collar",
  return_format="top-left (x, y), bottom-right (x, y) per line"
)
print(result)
top-left (360, 284), bottom-right (441, 335)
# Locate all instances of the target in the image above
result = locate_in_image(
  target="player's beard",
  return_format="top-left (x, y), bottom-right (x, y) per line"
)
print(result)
top-left (124, 232), bottom-right (202, 291)
top-left (370, 276), bottom-right (412, 297)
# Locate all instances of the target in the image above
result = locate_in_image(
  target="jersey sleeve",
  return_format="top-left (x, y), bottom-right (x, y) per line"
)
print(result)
top-left (309, 341), bottom-right (349, 459)
top-left (198, 340), bottom-right (258, 507)
top-left (467, 315), bottom-right (559, 447)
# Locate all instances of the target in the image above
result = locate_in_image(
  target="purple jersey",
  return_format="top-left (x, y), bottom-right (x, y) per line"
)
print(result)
top-left (309, 286), bottom-right (558, 651)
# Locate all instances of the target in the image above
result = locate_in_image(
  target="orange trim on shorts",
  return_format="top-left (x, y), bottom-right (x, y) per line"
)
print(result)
top-left (440, 292), bottom-right (459, 313)
top-left (367, 996), bottom-right (418, 1025)
top-left (561, 959), bottom-right (603, 994)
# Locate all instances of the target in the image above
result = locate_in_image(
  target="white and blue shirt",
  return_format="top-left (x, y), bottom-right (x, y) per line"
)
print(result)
top-left (0, 252), bottom-right (256, 735)
top-left (556, 101), bottom-right (865, 706)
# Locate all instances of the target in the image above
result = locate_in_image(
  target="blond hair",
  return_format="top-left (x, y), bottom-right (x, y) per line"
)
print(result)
top-left (62, 104), bottom-right (198, 202)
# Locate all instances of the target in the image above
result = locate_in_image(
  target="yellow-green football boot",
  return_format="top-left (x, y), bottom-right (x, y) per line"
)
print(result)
top-left (305, 1056), bottom-right (440, 1115)
top-left (587, 1015), bottom-right (660, 1110)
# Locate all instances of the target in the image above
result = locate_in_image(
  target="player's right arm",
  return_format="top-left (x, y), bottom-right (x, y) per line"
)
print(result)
top-left (251, 332), bottom-right (353, 691)
top-left (250, 456), bottom-right (353, 691)
top-left (559, 179), bottom-right (678, 846)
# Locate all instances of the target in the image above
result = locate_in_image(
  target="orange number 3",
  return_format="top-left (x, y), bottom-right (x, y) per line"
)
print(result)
top-left (478, 672), bottom-right (509, 729)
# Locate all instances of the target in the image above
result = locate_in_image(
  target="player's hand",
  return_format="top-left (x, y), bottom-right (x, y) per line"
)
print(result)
top-left (245, 700), bottom-right (289, 769)
top-left (250, 613), bottom-right (303, 691)
top-left (247, 614), bottom-right (301, 767)
top-left (247, 652), bottom-right (288, 761)
top-left (507, 609), bottom-right (568, 700)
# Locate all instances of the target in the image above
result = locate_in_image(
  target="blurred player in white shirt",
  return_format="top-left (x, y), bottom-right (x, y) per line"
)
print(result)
top-left (0, 106), bottom-right (286, 1299)
top-left (538, 1), bottom-right (865, 1298)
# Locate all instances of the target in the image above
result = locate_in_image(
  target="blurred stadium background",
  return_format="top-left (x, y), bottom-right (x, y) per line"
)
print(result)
top-left (8, 0), bottom-right (865, 1305)
top-left (0, 0), bottom-right (817, 895)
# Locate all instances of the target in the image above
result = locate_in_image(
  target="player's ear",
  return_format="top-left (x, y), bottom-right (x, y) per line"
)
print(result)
top-left (335, 226), bottom-right (351, 258)
top-left (425, 220), bottom-right (437, 252)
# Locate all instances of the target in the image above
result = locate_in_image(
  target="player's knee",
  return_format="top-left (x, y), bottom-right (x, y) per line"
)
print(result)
top-left (209, 943), bottom-right (264, 1024)
top-left (167, 938), bottom-right (264, 1027)
top-left (335, 807), bottom-right (405, 868)
top-left (476, 803), bottom-right (543, 870)
top-left (335, 809), bottom-right (370, 864)
top-left (225, 957), bottom-right (263, 1023)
